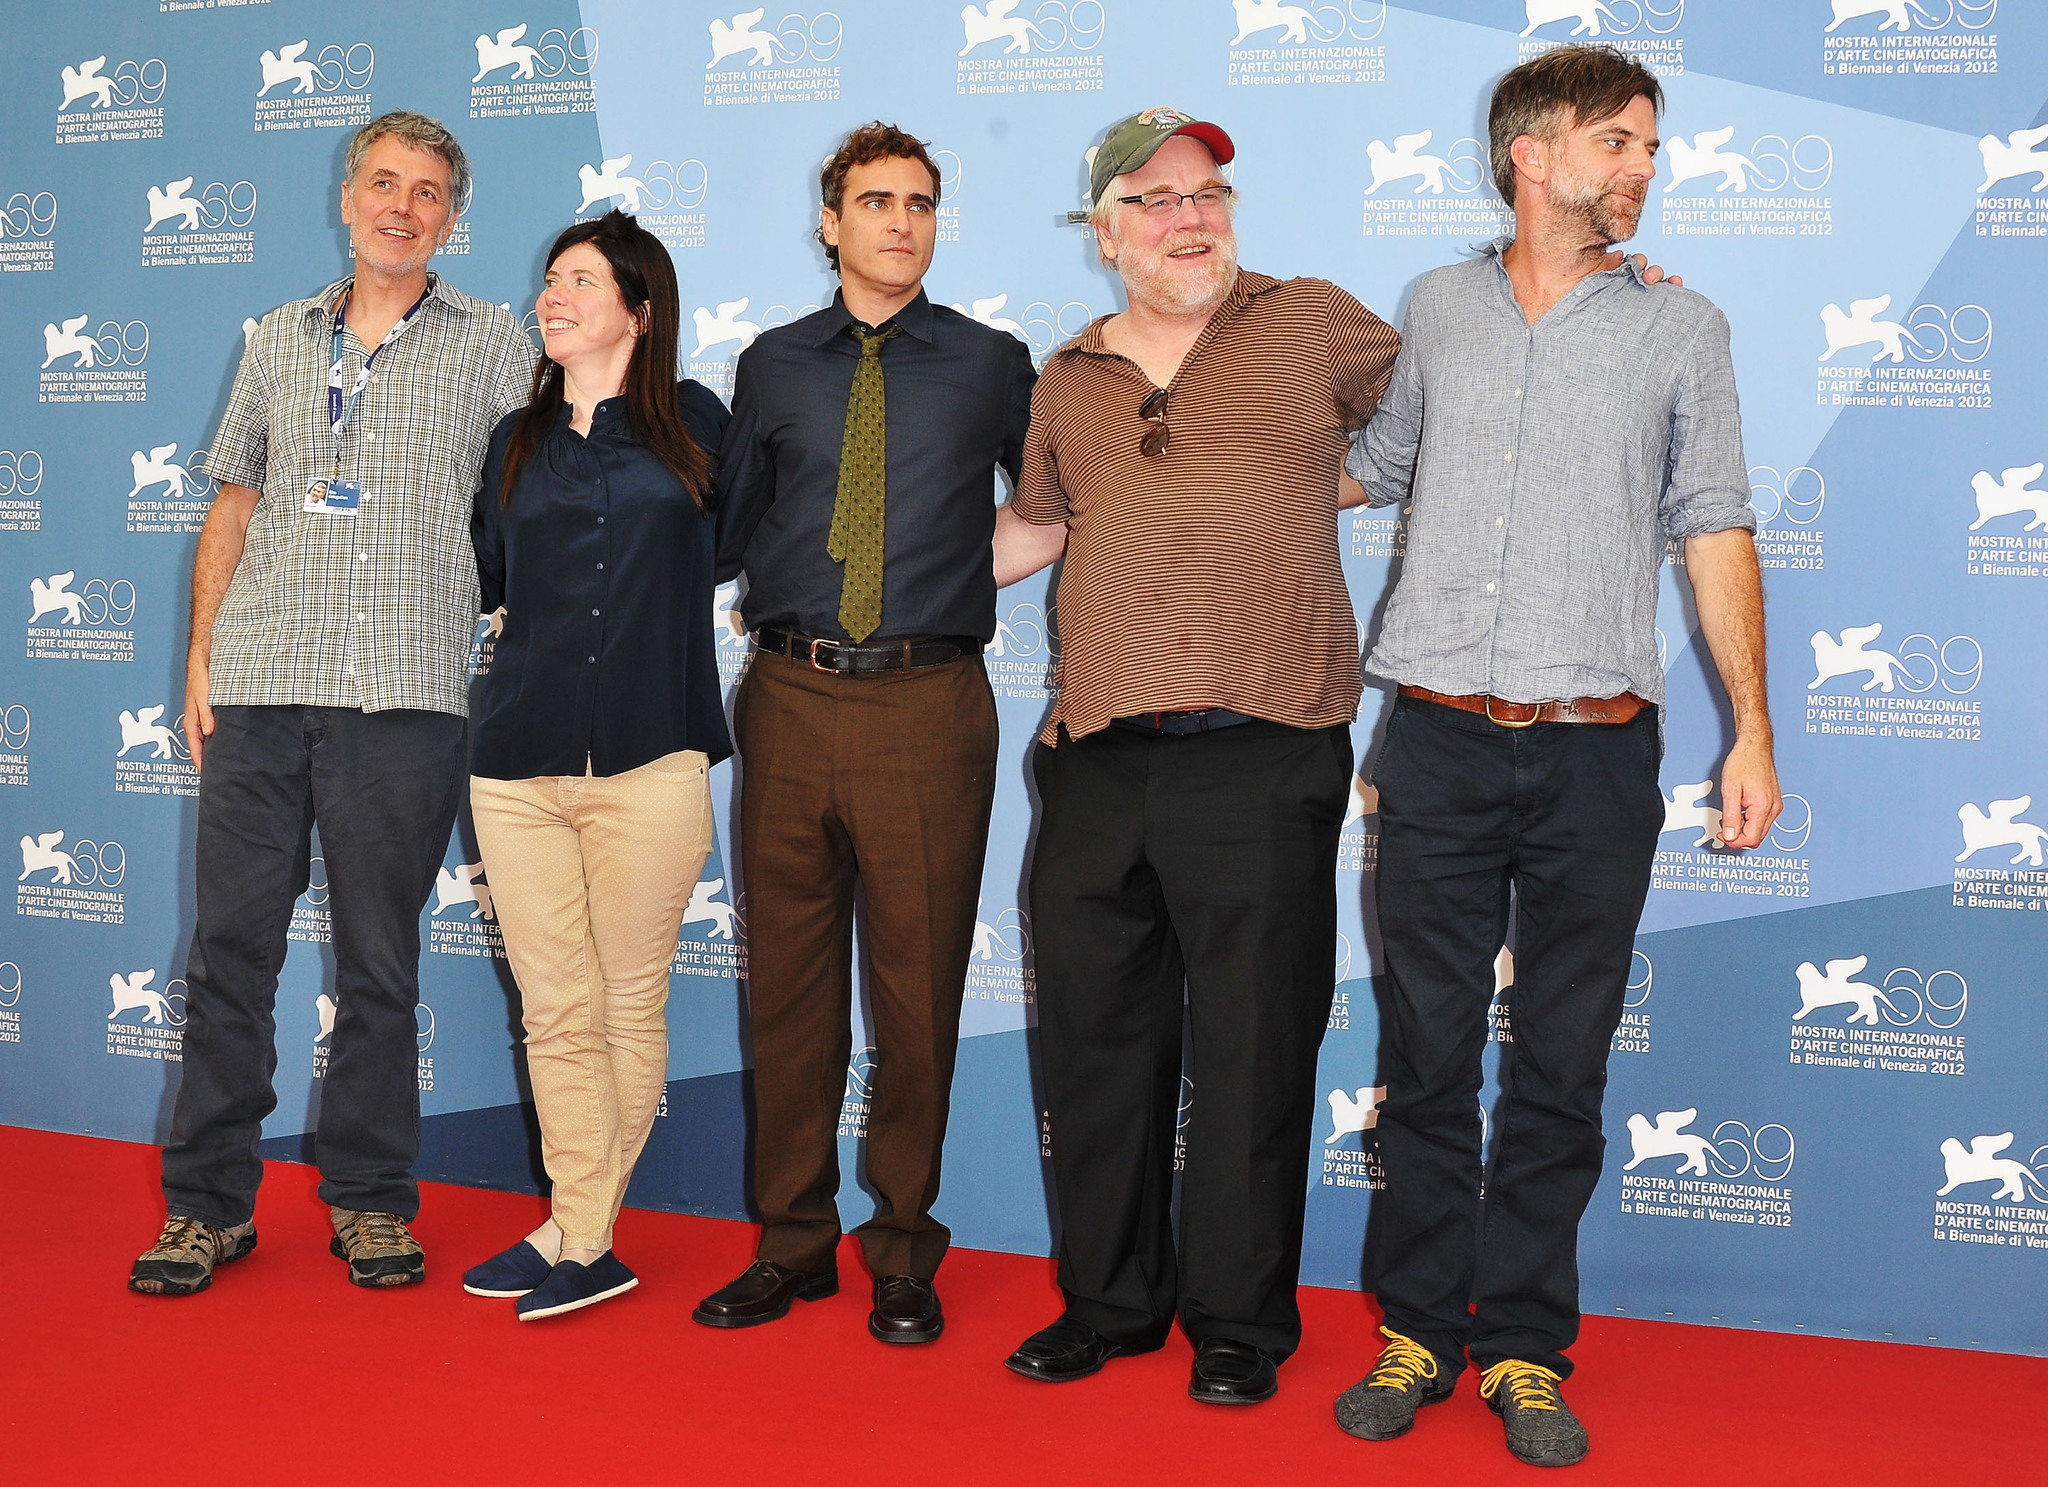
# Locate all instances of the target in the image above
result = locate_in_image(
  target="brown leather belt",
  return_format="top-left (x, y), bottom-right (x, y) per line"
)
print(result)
top-left (1398, 685), bottom-right (1648, 729)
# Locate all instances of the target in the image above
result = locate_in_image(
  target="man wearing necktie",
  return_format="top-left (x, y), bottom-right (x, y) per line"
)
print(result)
top-left (698, 123), bottom-right (1036, 1345)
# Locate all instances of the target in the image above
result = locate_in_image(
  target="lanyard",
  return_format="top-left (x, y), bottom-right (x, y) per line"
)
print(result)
top-left (328, 282), bottom-right (430, 479)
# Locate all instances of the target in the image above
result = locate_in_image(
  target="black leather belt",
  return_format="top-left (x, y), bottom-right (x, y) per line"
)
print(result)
top-left (753, 627), bottom-right (982, 674)
top-left (1111, 708), bottom-right (1259, 736)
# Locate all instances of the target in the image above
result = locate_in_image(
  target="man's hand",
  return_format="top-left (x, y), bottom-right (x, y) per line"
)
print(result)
top-left (183, 479), bottom-right (259, 773)
top-left (1602, 250), bottom-right (1681, 288)
top-left (1717, 734), bottom-right (1781, 848)
top-left (185, 658), bottom-right (214, 773)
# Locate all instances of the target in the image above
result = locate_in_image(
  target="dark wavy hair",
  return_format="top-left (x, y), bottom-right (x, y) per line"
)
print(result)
top-left (1489, 44), bottom-right (1663, 209)
top-left (816, 121), bottom-right (942, 271)
top-left (499, 210), bottom-right (712, 510)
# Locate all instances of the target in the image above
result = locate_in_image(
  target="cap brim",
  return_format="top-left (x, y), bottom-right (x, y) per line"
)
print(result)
top-left (1167, 121), bottom-right (1235, 167)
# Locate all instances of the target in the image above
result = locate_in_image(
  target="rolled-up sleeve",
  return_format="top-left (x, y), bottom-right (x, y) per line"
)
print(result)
top-left (1346, 310), bottom-right (1424, 511)
top-left (1659, 308), bottom-right (1755, 541)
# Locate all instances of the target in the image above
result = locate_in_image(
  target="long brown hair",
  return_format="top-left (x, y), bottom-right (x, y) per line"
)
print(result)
top-left (499, 210), bottom-right (713, 510)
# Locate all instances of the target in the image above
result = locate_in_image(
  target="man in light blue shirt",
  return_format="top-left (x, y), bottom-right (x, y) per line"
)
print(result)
top-left (1334, 46), bottom-right (1779, 1467)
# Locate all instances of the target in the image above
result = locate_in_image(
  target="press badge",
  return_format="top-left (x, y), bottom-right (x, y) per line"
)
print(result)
top-left (304, 478), bottom-right (362, 513)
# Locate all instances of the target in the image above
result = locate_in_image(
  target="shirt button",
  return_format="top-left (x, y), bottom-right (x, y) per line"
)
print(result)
top-left (1514, 388), bottom-right (1522, 398)
top-left (355, 611), bottom-right (365, 621)
top-left (587, 656), bottom-right (596, 664)
top-left (1496, 516), bottom-right (1505, 527)
top-left (596, 516), bottom-right (605, 524)
top-left (365, 431), bottom-right (378, 443)
top-left (1504, 452), bottom-right (1514, 464)
top-left (596, 562), bottom-right (604, 571)
top-left (591, 608), bottom-right (600, 616)
top-left (357, 551), bottom-right (368, 561)
top-left (1486, 582), bottom-right (1497, 594)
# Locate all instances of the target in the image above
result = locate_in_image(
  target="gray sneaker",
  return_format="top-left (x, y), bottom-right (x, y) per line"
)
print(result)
top-left (1480, 1359), bottom-right (1589, 1467)
top-left (129, 1214), bottom-right (257, 1295)
top-left (1334, 1327), bottom-right (1457, 1440)
top-left (329, 1207), bottom-right (425, 1288)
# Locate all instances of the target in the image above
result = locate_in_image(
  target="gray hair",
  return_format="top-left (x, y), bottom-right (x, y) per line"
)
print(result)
top-left (344, 110), bottom-right (471, 213)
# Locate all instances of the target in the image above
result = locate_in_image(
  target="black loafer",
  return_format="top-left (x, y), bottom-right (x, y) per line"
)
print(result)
top-left (1189, 1338), bottom-right (1279, 1405)
top-left (1004, 1315), bottom-right (1151, 1383)
top-left (869, 1274), bottom-right (944, 1344)
top-left (691, 1259), bottom-right (837, 1328)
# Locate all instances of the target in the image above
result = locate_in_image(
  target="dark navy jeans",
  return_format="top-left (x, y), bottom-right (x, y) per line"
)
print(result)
top-left (161, 705), bottom-right (466, 1227)
top-left (1368, 695), bottom-right (1663, 1380)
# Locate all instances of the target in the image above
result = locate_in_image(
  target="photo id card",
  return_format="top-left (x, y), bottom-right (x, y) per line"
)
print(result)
top-left (304, 478), bottom-right (362, 513)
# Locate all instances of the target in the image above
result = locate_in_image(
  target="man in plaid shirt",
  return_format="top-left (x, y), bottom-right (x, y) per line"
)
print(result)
top-left (129, 112), bottom-right (535, 1297)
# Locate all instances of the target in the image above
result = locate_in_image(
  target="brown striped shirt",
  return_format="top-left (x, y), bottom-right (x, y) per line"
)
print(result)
top-left (1013, 270), bottom-right (1399, 743)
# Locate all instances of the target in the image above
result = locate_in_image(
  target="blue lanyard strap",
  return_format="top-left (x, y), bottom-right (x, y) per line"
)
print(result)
top-left (328, 281), bottom-right (431, 474)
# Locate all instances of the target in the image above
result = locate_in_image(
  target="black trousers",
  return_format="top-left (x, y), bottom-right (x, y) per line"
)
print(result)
top-left (1369, 696), bottom-right (1663, 1379)
top-left (1030, 719), bottom-right (1351, 1362)
top-left (161, 705), bottom-right (467, 1227)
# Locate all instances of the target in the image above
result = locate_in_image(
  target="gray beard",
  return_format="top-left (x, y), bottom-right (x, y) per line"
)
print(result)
top-left (1551, 173), bottom-right (1643, 246)
top-left (1117, 233), bottom-right (1240, 315)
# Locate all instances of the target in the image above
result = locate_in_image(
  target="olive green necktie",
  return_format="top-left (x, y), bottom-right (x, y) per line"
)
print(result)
top-left (827, 321), bottom-right (902, 643)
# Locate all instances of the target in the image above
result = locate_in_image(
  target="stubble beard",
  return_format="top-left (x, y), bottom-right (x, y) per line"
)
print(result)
top-left (1115, 226), bottom-right (1240, 316)
top-left (1550, 159), bottom-right (1645, 247)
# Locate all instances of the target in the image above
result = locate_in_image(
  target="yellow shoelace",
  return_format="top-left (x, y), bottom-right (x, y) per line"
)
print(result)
top-left (1367, 1328), bottom-right (1440, 1393)
top-left (1479, 1359), bottom-right (1563, 1412)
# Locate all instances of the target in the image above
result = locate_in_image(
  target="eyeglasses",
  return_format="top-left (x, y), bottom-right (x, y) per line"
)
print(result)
top-left (1115, 185), bottom-right (1235, 218)
top-left (1138, 388), bottom-right (1169, 457)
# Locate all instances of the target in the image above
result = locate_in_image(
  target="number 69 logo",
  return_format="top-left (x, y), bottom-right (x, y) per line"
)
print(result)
top-left (1747, 465), bottom-right (1824, 527)
top-left (1708, 1120), bottom-right (1796, 1181)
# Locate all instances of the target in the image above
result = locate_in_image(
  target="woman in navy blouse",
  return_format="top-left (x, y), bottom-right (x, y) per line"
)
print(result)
top-left (460, 210), bottom-right (731, 1320)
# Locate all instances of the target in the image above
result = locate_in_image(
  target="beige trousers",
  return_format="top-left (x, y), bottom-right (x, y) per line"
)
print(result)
top-left (470, 750), bottom-right (713, 1250)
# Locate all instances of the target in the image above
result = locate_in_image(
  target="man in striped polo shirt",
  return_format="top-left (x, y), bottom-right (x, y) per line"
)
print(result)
top-left (992, 107), bottom-right (1399, 1405)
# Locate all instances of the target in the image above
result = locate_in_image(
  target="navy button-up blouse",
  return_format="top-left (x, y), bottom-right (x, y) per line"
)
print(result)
top-left (471, 380), bottom-right (733, 779)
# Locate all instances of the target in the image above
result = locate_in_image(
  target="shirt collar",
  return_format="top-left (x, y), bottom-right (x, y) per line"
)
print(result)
top-left (306, 271), bottom-right (464, 325)
top-left (1483, 236), bottom-right (1645, 301)
top-left (807, 286), bottom-right (936, 348)
top-left (552, 395), bottom-right (629, 434)
top-left (1059, 268), bottom-right (1280, 361)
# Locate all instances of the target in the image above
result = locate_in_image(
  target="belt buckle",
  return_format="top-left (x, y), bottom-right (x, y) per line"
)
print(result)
top-left (1484, 695), bottom-right (1541, 730)
top-left (808, 637), bottom-right (842, 673)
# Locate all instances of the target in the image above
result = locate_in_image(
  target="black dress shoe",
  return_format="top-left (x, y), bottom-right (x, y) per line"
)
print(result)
top-left (868, 1275), bottom-right (944, 1344)
top-left (691, 1259), bottom-right (837, 1328)
top-left (1189, 1338), bottom-right (1279, 1405)
top-left (1004, 1315), bottom-right (1151, 1383)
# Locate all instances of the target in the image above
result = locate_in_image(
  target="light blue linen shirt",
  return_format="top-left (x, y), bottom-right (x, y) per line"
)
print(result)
top-left (1347, 239), bottom-right (1753, 708)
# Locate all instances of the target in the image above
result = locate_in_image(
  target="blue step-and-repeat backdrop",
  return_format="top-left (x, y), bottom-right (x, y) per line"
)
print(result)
top-left (1, 0), bottom-right (2042, 1355)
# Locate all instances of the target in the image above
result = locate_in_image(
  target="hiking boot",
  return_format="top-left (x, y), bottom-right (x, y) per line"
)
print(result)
top-left (1480, 1359), bottom-right (1589, 1467)
top-left (129, 1214), bottom-right (258, 1295)
top-left (1335, 1327), bottom-right (1457, 1440)
top-left (329, 1207), bottom-right (425, 1288)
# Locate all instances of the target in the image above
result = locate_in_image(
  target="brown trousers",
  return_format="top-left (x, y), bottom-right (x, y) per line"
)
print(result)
top-left (736, 650), bottom-right (998, 1278)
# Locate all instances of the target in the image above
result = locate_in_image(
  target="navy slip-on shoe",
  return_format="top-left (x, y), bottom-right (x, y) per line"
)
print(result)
top-left (462, 1240), bottom-right (556, 1298)
top-left (516, 1252), bottom-right (639, 1321)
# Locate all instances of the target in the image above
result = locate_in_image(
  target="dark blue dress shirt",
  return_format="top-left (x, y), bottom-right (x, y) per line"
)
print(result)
top-left (471, 381), bottom-right (733, 778)
top-left (714, 289), bottom-right (1037, 643)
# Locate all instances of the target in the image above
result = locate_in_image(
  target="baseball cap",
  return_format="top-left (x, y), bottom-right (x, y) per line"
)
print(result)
top-left (1067, 107), bottom-right (1236, 223)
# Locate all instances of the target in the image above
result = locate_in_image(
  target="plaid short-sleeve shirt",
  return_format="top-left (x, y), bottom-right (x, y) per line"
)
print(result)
top-left (205, 273), bottom-right (537, 716)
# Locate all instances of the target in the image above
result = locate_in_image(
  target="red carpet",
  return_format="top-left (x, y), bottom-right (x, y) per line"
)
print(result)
top-left (6, 1124), bottom-right (2042, 1485)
